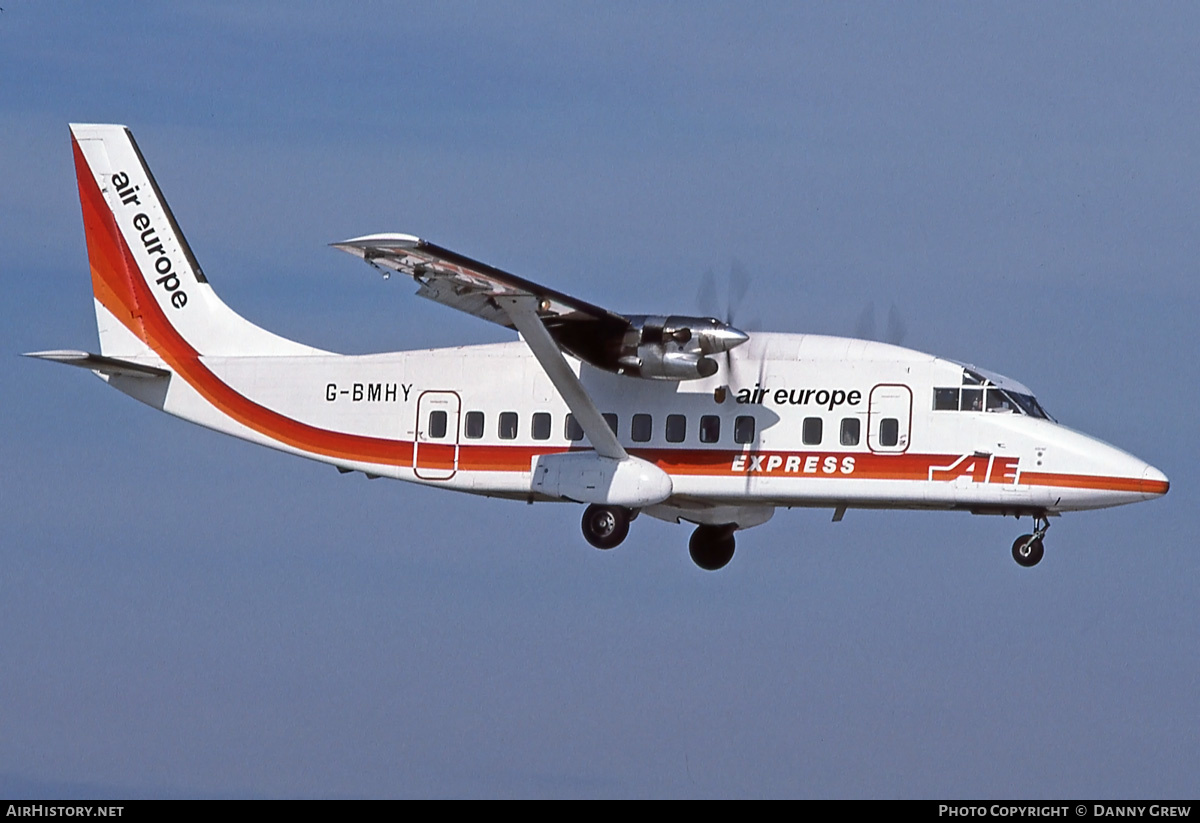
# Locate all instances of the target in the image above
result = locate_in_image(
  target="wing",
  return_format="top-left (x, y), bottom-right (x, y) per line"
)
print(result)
top-left (333, 233), bottom-right (749, 463)
top-left (331, 234), bottom-right (628, 334)
top-left (332, 233), bottom-right (748, 384)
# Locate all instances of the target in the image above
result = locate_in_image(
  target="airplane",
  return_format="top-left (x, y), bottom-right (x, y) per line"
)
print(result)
top-left (29, 123), bottom-right (1170, 571)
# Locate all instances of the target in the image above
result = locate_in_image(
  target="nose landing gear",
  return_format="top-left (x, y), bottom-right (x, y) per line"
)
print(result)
top-left (1011, 515), bottom-right (1050, 567)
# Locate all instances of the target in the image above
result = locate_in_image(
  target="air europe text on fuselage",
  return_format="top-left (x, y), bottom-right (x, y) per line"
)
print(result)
top-left (735, 384), bottom-right (862, 411)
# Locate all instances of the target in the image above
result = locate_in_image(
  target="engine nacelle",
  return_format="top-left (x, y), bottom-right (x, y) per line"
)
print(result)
top-left (620, 347), bottom-right (718, 380)
top-left (613, 315), bottom-right (748, 381)
top-left (552, 314), bottom-right (749, 381)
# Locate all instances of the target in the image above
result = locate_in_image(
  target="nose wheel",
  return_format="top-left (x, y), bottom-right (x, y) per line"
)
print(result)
top-left (581, 504), bottom-right (631, 550)
top-left (1011, 515), bottom-right (1050, 567)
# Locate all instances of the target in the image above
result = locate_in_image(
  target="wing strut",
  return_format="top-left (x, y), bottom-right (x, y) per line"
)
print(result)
top-left (496, 296), bottom-right (627, 461)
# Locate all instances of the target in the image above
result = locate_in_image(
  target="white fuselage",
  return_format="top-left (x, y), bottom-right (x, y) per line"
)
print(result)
top-left (110, 329), bottom-right (1165, 519)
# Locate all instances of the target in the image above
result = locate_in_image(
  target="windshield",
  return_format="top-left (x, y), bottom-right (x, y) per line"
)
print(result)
top-left (1007, 391), bottom-right (1052, 420)
top-left (931, 370), bottom-right (1054, 421)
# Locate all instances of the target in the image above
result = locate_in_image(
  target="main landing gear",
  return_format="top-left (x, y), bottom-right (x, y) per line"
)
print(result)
top-left (688, 525), bottom-right (736, 571)
top-left (1011, 515), bottom-right (1050, 567)
top-left (581, 504), bottom-right (631, 550)
top-left (579, 505), bottom-right (737, 570)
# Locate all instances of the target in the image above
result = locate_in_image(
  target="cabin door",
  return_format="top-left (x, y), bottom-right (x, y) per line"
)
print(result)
top-left (413, 390), bottom-right (461, 480)
top-left (867, 383), bottom-right (912, 454)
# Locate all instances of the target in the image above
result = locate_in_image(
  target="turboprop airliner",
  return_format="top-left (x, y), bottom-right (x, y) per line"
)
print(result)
top-left (29, 124), bottom-right (1169, 571)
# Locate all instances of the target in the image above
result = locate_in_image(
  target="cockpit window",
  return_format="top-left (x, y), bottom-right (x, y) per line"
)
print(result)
top-left (1008, 392), bottom-right (1053, 421)
top-left (935, 370), bottom-right (1053, 420)
top-left (933, 388), bottom-right (959, 411)
top-left (986, 388), bottom-right (1016, 413)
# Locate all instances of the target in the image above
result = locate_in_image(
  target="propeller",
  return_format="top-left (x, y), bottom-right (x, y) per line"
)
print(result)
top-left (853, 301), bottom-right (907, 346)
top-left (698, 261), bottom-right (757, 391)
top-left (699, 260), bottom-right (755, 328)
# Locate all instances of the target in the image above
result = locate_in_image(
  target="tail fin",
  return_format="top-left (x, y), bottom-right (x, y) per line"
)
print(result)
top-left (70, 123), bottom-right (323, 358)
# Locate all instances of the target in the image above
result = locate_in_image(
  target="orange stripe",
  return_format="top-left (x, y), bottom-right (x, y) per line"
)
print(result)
top-left (75, 139), bottom-right (147, 342)
top-left (1020, 471), bottom-right (1168, 495)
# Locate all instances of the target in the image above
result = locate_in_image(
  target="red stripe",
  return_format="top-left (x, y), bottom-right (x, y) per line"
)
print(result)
top-left (74, 139), bottom-right (147, 343)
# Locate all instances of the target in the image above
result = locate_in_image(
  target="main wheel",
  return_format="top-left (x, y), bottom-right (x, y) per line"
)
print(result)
top-left (581, 504), bottom-right (630, 550)
top-left (1011, 534), bottom-right (1044, 567)
top-left (689, 526), bottom-right (736, 571)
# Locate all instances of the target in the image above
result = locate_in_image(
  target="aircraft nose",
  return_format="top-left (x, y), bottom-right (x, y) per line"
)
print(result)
top-left (1141, 464), bottom-right (1170, 500)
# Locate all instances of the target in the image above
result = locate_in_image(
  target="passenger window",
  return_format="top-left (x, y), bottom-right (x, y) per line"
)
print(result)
top-left (464, 411), bottom-right (484, 439)
top-left (700, 415), bottom-right (721, 444)
top-left (631, 413), bottom-right (652, 442)
top-left (961, 388), bottom-right (983, 412)
top-left (802, 417), bottom-right (822, 446)
top-left (665, 414), bottom-right (686, 443)
top-left (602, 413), bottom-right (618, 435)
top-left (840, 417), bottom-right (860, 446)
top-left (880, 417), bottom-right (899, 447)
top-left (734, 415), bottom-right (755, 445)
top-left (532, 412), bottom-right (551, 440)
top-left (499, 412), bottom-right (518, 440)
top-left (934, 388), bottom-right (959, 411)
top-left (565, 414), bottom-right (584, 441)
top-left (429, 410), bottom-right (447, 439)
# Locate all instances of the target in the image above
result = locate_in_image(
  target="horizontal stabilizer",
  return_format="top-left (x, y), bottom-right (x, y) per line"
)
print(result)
top-left (24, 349), bottom-right (170, 379)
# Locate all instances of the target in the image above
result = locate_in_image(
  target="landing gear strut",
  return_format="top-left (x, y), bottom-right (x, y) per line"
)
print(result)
top-left (581, 504), bottom-right (630, 550)
top-left (689, 525), bottom-right (736, 571)
top-left (1011, 515), bottom-right (1050, 567)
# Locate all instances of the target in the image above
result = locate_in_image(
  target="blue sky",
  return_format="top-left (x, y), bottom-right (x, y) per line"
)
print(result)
top-left (3, 2), bottom-right (1197, 798)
